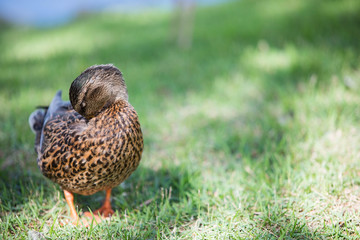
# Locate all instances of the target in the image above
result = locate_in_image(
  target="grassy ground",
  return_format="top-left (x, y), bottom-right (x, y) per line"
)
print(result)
top-left (1, 0), bottom-right (360, 238)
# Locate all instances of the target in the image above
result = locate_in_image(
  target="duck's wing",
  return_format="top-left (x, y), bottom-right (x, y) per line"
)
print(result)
top-left (42, 91), bottom-right (71, 128)
top-left (29, 90), bottom-right (73, 155)
top-left (39, 91), bottom-right (87, 154)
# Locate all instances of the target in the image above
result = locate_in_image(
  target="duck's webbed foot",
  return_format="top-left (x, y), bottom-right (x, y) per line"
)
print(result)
top-left (83, 189), bottom-right (114, 220)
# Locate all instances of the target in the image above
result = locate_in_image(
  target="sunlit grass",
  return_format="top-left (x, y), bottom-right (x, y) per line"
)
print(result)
top-left (1, 0), bottom-right (360, 238)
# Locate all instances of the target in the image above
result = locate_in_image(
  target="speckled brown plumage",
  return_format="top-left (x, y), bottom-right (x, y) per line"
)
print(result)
top-left (39, 100), bottom-right (143, 195)
top-left (29, 64), bottom-right (143, 225)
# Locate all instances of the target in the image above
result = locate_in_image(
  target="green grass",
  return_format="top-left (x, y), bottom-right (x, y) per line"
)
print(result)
top-left (1, 0), bottom-right (360, 238)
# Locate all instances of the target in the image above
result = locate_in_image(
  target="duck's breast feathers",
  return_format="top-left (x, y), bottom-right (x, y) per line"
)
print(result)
top-left (84, 100), bottom-right (143, 155)
top-left (38, 100), bottom-right (143, 193)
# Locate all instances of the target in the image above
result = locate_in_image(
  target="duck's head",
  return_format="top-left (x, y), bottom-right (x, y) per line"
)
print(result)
top-left (69, 64), bottom-right (128, 119)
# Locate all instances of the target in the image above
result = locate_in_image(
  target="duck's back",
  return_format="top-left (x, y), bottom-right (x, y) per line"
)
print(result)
top-left (38, 100), bottom-right (143, 195)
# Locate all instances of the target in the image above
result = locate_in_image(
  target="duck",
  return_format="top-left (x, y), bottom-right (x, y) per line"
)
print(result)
top-left (28, 64), bottom-right (144, 225)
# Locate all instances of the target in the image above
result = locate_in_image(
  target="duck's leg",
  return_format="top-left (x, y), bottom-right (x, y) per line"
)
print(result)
top-left (64, 190), bottom-right (91, 226)
top-left (93, 189), bottom-right (115, 217)
top-left (64, 190), bottom-right (79, 223)
top-left (64, 190), bottom-right (96, 226)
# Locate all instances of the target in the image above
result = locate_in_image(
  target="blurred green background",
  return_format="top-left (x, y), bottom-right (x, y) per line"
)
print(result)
top-left (1, 0), bottom-right (360, 238)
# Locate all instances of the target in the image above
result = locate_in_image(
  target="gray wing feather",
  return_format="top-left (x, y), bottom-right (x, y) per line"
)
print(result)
top-left (39, 90), bottom-right (72, 151)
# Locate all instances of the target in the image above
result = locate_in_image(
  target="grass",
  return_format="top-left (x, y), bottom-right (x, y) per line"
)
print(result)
top-left (1, 0), bottom-right (360, 238)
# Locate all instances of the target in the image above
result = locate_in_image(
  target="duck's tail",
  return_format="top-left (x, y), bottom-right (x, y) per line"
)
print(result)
top-left (29, 107), bottom-right (47, 155)
top-left (29, 90), bottom-right (71, 155)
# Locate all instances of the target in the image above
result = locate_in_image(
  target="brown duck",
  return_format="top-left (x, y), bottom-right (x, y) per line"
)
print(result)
top-left (29, 64), bottom-right (143, 225)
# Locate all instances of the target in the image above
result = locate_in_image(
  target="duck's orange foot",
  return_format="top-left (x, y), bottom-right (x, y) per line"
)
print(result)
top-left (82, 212), bottom-right (103, 224)
top-left (84, 188), bottom-right (115, 219)
top-left (60, 215), bottom-right (100, 227)
top-left (94, 205), bottom-right (115, 218)
top-left (83, 206), bottom-right (114, 219)
top-left (62, 189), bottom-right (113, 227)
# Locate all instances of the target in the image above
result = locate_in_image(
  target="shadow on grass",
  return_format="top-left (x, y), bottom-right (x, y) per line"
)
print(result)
top-left (1, 0), bottom-right (360, 237)
top-left (0, 160), bottom-right (199, 231)
top-left (76, 164), bottom-right (199, 214)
